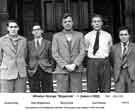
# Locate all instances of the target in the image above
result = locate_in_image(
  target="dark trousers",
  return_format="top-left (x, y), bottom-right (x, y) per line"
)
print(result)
top-left (55, 72), bottom-right (82, 92)
top-left (87, 58), bottom-right (111, 93)
top-left (115, 68), bottom-right (135, 92)
top-left (29, 66), bottom-right (53, 93)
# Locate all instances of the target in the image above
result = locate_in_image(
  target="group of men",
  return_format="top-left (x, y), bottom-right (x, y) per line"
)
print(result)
top-left (0, 13), bottom-right (135, 93)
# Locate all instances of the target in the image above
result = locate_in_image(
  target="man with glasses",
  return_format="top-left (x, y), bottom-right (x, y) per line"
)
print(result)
top-left (111, 26), bottom-right (135, 92)
top-left (52, 13), bottom-right (85, 92)
top-left (85, 14), bottom-right (112, 92)
top-left (28, 23), bottom-right (53, 92)
top-left (0, 20), bottom-right (27, 92)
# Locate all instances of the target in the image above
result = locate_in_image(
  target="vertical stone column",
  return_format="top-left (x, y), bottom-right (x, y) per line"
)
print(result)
top-left (17, 0), bottom-right (24, 35)
top-left (124, 0), bottom-right (135, 41)
top-left (88, 0), bottom-right (93, 29)
top-left (0, 0), bottom-right (8, 36)
top-left (125, 0), bottom-right (135, 33)
top-left (33, 0), bottom-right (41, 24)
top-left (89, 0), bottom-right (94, 15)
top-left (64, 0), bottom-right (71, 13)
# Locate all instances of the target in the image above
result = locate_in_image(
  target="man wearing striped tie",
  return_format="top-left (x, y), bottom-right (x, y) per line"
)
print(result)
top-left (111, 26), bottom-right (135, 92)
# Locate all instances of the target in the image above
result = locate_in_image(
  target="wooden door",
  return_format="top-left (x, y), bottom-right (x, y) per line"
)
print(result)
top-left (41, 0), bottom-right (91, 34)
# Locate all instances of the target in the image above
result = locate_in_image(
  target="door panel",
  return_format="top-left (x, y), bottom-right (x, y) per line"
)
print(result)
top-left (71, 1), bottom-right (89, 30)
top-left (41, 0), bottom-right (123, 42)
top-left (42, 0), bottom-right (90, 32)
top-left (44, 2), bottom-right (64, 31)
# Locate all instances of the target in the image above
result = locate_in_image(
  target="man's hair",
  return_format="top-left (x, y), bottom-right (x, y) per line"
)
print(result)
top-left (118, 26), bottom-right (130, 34)
top-left (32, 22), bottom-right (42, 29)
top-left (91, 14), bottom-right (103, 22)
top-left (62, 13), bottom-right (73, 20)
top-left (7, 19), bottom-right (18, 26)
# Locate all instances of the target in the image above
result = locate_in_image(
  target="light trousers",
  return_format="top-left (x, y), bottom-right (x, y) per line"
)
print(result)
top-left (0, 77), bottom-right (26, 93)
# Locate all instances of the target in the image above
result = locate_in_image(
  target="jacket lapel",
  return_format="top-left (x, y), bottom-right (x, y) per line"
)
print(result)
top-left (16, 36), bottom-right (23, 55)
top-left (33, 40), bottom-right (37, 50)
top-left (127, 42), bottom-right (133, 56)
top-left (71, 32), bottom-right (76, 51)
top-left (38, 39), bottom-right (45, 55)
top-left (5, 35), bottom-right (17, 54)
top-left (117, 42), bottom-right (133, 60)
top-left (117, 43), bottom-right (122, 60)
top-left (62, 33), bottom-right (69, 49)
top-left (32, 39), bottom-right (38, 54)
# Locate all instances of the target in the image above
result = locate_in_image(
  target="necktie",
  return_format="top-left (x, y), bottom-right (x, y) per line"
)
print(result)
top-left (93, 31), bottom-right (100, 55)
top-left (121, 43), bottom-right (128, 69)
top-left (36, 40), bottom-right (40, 49)
top-left (122, 45), bottom-right (127, 59)
top-left (10, 38), bottom-right (18, 53)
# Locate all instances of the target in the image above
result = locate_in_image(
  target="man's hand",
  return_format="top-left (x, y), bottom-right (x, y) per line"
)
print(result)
top-left (65, 64), bottom-right (76, 72)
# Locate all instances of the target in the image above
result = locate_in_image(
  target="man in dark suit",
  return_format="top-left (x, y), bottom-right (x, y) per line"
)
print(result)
top-left (52, 13), bottom-right (85, 92)
top-left (111, 26), bottom-right (135, 92)
top-left (28, 23), bottom-right (53, 92)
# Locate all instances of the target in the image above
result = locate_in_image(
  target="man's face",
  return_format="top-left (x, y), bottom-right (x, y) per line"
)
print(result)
top-left (32, 25), bottom-right (43, 38)
top-left (7, 22), bottom-right (19, 36)
top-left (119, 29), bottom-right (130, 43)
top-left (62, 16), bottom-right (73, 31)
top-left (91, 17), bottom-right (103, 31)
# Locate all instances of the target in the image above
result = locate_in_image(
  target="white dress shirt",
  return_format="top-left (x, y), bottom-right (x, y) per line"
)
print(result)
top-left (34, 37), bottom-right (43, 48)
top-left (85, 30), bottom-right (112, 58)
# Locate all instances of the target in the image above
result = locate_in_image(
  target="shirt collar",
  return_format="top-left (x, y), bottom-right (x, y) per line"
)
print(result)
top-left (62, 29), bottom-right (73, 34)
top-left (34, 37), bottom-right (43, 41)
top-left (93, 29), bottom-right (102, 33)
top-left (121, 41), bottom-right (129, 47)
top-left (6, 34), bottom-right (22, 41)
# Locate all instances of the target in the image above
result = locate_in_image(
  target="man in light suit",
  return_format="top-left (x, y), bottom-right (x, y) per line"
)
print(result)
top-left (111, 26), bottom-right (135, 92)
top-left (0, 20), bottom-right (27, 93)
top-left (52, 13), bottom-right (85, 92)
top-left (28, 23), bottom-right (53, 92)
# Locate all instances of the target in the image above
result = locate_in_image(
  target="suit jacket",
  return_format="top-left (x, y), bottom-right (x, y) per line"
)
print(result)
top-left (112, 42), bottom-right (135, 81)
top-left (28, 38), bottom-right (52, 77)
top-left (52, 30), bottom-right (85, 73)
top-left (0, 34), bottom-right (27, 80)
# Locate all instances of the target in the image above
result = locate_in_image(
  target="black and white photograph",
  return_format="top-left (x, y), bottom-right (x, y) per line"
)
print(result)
top-left (0, 0), bottom-right (135, 110)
